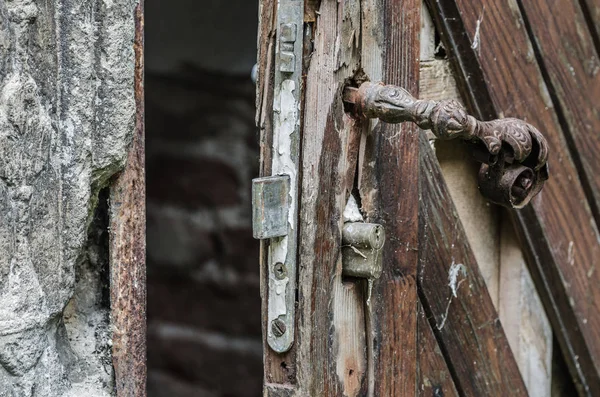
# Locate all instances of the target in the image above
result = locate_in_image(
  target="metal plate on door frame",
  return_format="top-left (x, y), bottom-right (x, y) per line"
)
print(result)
top-left (251, 0), bottom-right (304, 354)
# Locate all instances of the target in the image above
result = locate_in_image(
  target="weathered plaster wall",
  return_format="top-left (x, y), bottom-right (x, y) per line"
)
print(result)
top-left (0, 0), bottom-right (138, 395)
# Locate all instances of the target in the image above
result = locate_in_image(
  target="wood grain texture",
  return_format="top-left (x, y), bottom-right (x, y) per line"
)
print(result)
top-left (258, 0), bottom-right (368, 395)
top-left (295, 0), bottom-right (365, 393)
top-left (426, 0), bottom-right (600, 393)
top-left (358, 0), bottom-right (421, 395)
top-left (419, 19), bottom-right (501, 309)
top-left (417, 302), bottom-right (459, 397)
top-left (579, 0), bottom-right (600, 50)
top-left (419, 18), bottom-right (553, 393)
top-left (418, 134), bottom-right (527, 396)
top-left (518, 0), bottom-right (600, 222)
top-left (109, 3), bottom-right (146, 396)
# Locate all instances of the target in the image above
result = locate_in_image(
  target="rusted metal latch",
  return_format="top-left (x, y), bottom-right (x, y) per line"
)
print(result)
top-left (342, 197), bottom-right (386, 279)
top-left (343, 82), bottom-right (550, 208)
top-left (252, 0), bottom-right (304, 354)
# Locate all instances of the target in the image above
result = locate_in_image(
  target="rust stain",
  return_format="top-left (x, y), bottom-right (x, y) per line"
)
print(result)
top-left (110, 2), bottom-right (146, 396)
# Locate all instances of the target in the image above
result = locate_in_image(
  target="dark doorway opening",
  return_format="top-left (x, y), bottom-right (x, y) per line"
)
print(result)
top-left (146, 1), bottom-right (262, 395)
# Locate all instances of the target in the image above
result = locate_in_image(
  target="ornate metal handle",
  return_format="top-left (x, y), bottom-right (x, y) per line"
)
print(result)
top-left (343, 82), bottom-right (549, 209)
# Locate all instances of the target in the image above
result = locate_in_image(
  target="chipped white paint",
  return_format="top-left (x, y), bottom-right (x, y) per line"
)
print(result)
top-left (273, 79), bottom-right (299, 230)
top-left (268, 270), bottom-right (290, 338)
top-left (267, 76), bottom-right (301, 351)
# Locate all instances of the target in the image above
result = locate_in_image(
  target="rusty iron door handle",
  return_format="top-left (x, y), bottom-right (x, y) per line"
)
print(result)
top-left (343, 82), bottom-right (549, 209)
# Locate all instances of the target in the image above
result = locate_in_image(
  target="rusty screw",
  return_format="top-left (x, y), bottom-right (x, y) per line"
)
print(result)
top-left (274, 262), bottom-right (287, 280)
top-left (271, 318), bottom-right (286, 337)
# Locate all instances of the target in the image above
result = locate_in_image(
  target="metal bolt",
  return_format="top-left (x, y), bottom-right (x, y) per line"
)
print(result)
top-left (274, 262), bottom-right (287, 279)
top-left (271, 318), bottom-right (287, 337)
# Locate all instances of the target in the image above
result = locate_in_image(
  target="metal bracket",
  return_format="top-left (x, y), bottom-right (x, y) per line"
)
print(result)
top-left (251, 0), bottom-right (304, 354)
top-left (342, 223), bottom-right (386, 279)
top-left (341, 197), bottom-right (386, 279)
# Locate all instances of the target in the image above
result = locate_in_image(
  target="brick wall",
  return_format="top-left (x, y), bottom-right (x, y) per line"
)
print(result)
top-left (146, 70), bottom-right (262, 396)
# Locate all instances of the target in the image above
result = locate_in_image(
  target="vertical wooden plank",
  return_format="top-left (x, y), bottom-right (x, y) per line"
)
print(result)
top-left (257, 0), bottom-right (368, 395)
top-left (579, 0), bottom-right (600, 49)
top-left (499, 215), bottom-right (552, 397)
top-left (417, 302), bottom-right (459, 397)
top-left (109, 2), bottom-right (146, 396)
top-left (358, 0), bottom-right (421, 396)
top-left (295, 0), bottom-right (366, 392)
top-left (517, 0), bottom-right (600, 221)
top-left (427, 0), bottom-right (600, 393)
top-left (418, 134), bottom-right (527, 396)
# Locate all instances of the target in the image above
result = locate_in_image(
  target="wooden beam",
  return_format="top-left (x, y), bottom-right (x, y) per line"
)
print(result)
top-left (358, 0), bottom-right (421, 395)
top-left (418, 16), bottom-right (553, 392)
top-left (109, 2), bottom-right (146, 396)
top-left (294, 0), bottom-right (365, 393)
top-left (417, 301), bottom-right (459, 397)
top-left (258, 0), bottom-right (368, 395)
top-left (517, 0), bottom-right (600, 222)
top-left (418, 134), bottom-right (527, 396)
top-left (426, 0), bottom-right (600, 393)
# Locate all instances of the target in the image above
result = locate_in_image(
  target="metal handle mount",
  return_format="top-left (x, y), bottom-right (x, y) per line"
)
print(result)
top-left (343, 82), bottom-right (549, 209)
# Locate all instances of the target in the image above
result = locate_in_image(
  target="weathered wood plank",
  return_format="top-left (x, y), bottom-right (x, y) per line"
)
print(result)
top-left (518, 0), bottom-right (600, 222)
top-left (358, 0), bottom-right (421, 395)
top-left (418, 134), bottom-right (527, 396)
top-left (580, 0), bottom-right (600, 50)
top-left (109, 3), bottom-right (146, 396)
top-left (426, 0), bottom-right (600, 393)
top-left (419, 25), bottom-right (553, 394)
top-left (499, 215), bottom-right (552, 397)
top-left (258, 0), bottom-right (367, 395)
top-left (417, 302), bottom-right (459, 397)
top-left (295, 0), bottom-right (365, 392)
top-left (419, 9), bottom-right (501, 307)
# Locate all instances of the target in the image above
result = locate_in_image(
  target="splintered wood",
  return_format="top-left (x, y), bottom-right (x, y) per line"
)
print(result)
top-left (257, 0), bottom-right (570, 395)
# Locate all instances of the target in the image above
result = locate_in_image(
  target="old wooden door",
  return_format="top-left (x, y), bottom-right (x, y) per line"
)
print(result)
top-left (255, 0), bottom-right (600, 396)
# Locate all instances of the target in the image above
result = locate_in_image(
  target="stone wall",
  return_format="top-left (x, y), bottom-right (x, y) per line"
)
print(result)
top-left (145, 70), bottom-right (262, 396)
top-left (0, 0), bottom-right (138, 395)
